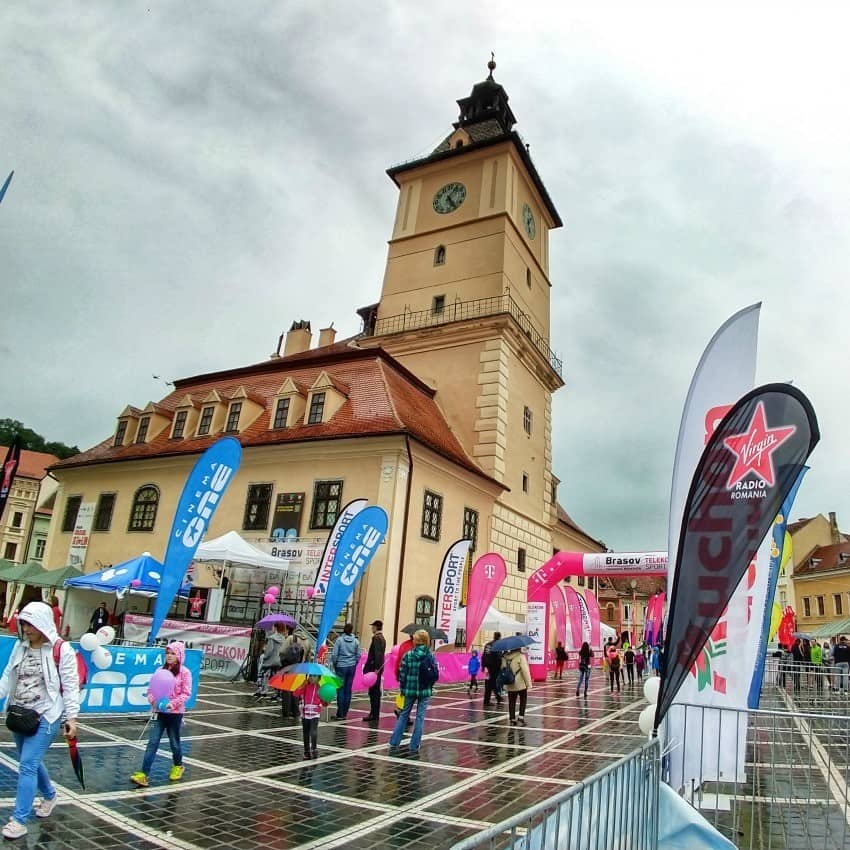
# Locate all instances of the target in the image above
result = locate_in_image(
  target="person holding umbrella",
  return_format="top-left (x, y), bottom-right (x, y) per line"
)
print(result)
top-left (493, 636), bottom-right (533, 725)
top-left (254, 623), bottom-right (285, 700)
top-left (0, 601), bottom-right (80, 840)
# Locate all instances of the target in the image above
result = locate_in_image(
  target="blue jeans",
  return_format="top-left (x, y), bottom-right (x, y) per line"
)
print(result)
top-left (389, 694), bottom-right (430, 751)
top-left (12, 715), bottom-right (60, 823)
top-left (336, 666), bottom-right (356, 717)
top-left (142, 712), bottom-right (183, 774)
top-left (577, 666), bottom-right (591, 694)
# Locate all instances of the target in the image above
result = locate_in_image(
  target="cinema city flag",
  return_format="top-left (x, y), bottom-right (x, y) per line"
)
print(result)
top-left (0, 437), bottom-right (22, 520)
top-left (464, 551), bottom-right (506, 650)
top-left (149, 437), bottom-right (242, 645)
top-left (315, 505), bottom-right (388, 648)
top-left (655, 383), bottom-right (819, 730)
top-left (435, 539), bottom-right (473, 648)
top-left (312, 498), bottom-right (368, 597)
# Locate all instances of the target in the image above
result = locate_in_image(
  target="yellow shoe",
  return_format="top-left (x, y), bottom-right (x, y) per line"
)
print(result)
top-left (169, 765), bottom-right (184, 781)
top-left (130, 772), bottom-right (149, 787)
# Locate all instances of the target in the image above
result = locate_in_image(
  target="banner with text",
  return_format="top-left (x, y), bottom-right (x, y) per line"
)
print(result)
top-left (67, 502), bottom-right (95, 569)
top-left (435, 539), bottom-right (473, 648)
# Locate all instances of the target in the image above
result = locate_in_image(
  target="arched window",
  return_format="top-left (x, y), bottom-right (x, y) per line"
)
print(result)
top-left (434, 245), bottom-right (446, 266)
top-left (128, 485), bottom-right (159, 532)
top-left (415, 595), bottom-right (434, 626)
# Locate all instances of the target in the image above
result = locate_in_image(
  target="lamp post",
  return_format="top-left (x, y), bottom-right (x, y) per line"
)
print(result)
top-left (630, 579), bottom-right (638, 646)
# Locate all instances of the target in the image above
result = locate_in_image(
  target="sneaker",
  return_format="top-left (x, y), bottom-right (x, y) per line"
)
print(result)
top-left (35, 795), bottom-right (58, 818)
top-left (311, 749), bottom-right (318, 759)
top-left (169, 765), bottom-right (184, 782)
top-left (2, 820), bottom-right (26, 839)
top-left (130, 772), bottom-right (149, 787)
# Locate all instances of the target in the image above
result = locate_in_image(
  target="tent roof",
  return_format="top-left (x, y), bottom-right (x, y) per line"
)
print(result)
top-left (25, 564), bottom-right (84, 588)
top-left (0, 561), bottom-right (47, 583)
top-left (194, 530), bottom-right (289, 570)
top-left (810, 618), bottom-right (850, 639)
top-left (451, 604), bottom-right (524, 632)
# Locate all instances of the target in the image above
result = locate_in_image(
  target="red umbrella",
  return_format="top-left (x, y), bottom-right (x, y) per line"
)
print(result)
top-left (66, 732), bottom-right (85, 789)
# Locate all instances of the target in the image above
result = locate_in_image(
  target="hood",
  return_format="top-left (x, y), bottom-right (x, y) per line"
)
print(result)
top-left (167, 641), bottom-right (186, 664)
top-left (18, 601), bottom-right (59, 644)
top-left (339, 634), bottom-right (358, 644)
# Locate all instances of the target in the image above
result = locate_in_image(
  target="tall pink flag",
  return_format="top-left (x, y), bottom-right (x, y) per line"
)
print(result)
top-left (549, 585), bottom-right (568, 648)
top-left (562, 586), bottom-right (585, 650)
top-left (584, 589), bottom-right (602, 648)
top-left (464, 552), bottom-right (507, 650)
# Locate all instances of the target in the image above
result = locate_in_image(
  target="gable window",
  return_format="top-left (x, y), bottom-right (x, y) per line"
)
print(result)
top-left (517, 547), bottom-right (527, 572)
top-left (462, 508), bottom-right (479, 552)
top-left (523, 406), bottom-right (533, 435)
top-left (434, 245), bottom-right (446, 265)
top-left (34, 539), bottom-right (46, 560)
top-left (172, 410), bottom-right (187, 439)
top-left (432, 294), bottom-right (445, 315)
top-left (273, 398), bottom-right (290, 429)
top-left (310, 480), bottom-right (343, 529)
top-left (225, 402), bottom-right (242, 433)
top-left (415, 596), bottom-right (434, 626)
top-left (421, 490), bottom-right (442, 541)
top-left (198, 406), bottom-right (215, 436)
top-left (136, 416), bottom-right (150, 444)
top-left (11, 512), bottom-right (23, 529)
top-left (307, 392), bottom-right (326, 425)
top-left (522, 473), bottom-right (529, 493)
top-left (834, 594), bottom-right (843, 616)
top-left (93, 493), bottom-right (116, 532)
top-left (802, 597), bottom-right (811, 617)
top-left (114, 420), bottom-right (128, 447)
top-left (243, 483), bottom-right (273, 531)
top-left (128, 485), bottom-right (159, 532)
top-left (62, 495), bottom-right (82, 533)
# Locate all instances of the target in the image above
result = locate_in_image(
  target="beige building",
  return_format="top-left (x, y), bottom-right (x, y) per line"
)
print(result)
top-left (45, 64), bottom-right (604, 641)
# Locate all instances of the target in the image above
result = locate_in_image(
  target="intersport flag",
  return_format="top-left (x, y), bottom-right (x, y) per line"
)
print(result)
top-left (576, 592), bottom-right (592, 646)
top-left (0, 437), bottom-right (22, 519)
top-left (149, 437), bottom-right (242, 644)
top-left (656, 384), bottom-right (819, 729)
top-left (464, 552), bottom-right (506, 650)
top-left (312, 499), bottom-right (368, 596)
top-left (435, 539), bottom-right (472, 648)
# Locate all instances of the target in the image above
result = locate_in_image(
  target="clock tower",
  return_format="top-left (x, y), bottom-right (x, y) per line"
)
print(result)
top-left (359, 59), bottom-right (565, 568)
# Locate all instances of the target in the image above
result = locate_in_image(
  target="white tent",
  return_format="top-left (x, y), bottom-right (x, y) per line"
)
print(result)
top-left (194, 531), bottom-right (289, 571)
top-left (600, 622), bottom-right (617, 642)
top-left (452, 604), bottom-right (525, 633)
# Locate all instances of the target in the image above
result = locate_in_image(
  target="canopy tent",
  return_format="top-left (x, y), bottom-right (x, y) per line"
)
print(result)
top-left (64, 552), bottom-right (190, 598)
top-left (194, 531), bottom-right (289, 570)
top-left (600, 622), bottom-right (617, 642)
top-left (0, 561), bottom-right (46, 584)
top-left (810, 618), bottom-right (850, 640)
top-left (451, 604), bottom-right (525, 633)
top-left (25, 564), bottom-right (83, 589)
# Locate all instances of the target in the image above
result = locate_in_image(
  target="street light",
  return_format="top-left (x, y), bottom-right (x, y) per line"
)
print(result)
top-left (630, 579), bottom-right (638, 645)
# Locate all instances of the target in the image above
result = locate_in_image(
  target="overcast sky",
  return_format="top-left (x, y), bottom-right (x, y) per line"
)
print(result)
top-left (3, 3), bottom-right (848, 551)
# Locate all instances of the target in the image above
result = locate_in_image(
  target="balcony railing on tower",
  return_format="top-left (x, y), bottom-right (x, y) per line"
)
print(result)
top-left (360, 293), bottom-right (562, 378)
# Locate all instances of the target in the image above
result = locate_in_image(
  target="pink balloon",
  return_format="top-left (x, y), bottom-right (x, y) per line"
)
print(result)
top-left (362, 671), bottom-right (378, 688)
top-left (263, 593), bottom-right (275, 604)
top-left (130, 579), bottom-right (142, 587)
top-left (267, 586), bottom-right (280, 597)
top-left (148, 668), bottom-right (175, 701)
top-left (305, 587), bottom-right (315, 599)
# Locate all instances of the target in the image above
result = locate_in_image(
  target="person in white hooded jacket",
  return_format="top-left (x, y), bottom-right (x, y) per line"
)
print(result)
top-left (0, 601), bottom-right (80, 839)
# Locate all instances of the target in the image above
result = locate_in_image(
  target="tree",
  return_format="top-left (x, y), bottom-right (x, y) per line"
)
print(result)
top-left (0, 419), bottom-right (80, 459)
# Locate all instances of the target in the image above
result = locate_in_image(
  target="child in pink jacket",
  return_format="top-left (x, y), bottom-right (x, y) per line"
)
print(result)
top-left (131, 641), bottom-right (193, 786)
top-left (294, 674), bottom-right (328, 759)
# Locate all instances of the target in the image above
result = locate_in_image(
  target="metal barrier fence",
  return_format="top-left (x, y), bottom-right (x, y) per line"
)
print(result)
top-left (667, 695), bottom-right (850, 849)
top-left (449, 737), bottom-right (661, 850)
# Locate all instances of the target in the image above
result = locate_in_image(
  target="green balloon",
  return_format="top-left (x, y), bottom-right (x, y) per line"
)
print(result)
top-left (318, 682), bottom-right (337, 702)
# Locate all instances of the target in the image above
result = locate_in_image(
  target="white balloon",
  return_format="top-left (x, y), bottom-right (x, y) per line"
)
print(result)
top-left (643, 676), bottom-right (660, 705)
top-left (92, 647), bottom-right (113, 670)
top-left (80, 632), bottom-right (100, 651)
top-left (638, 704), bottom-right (656, 737)
top-left (96, 626), bottom-right (116, 645)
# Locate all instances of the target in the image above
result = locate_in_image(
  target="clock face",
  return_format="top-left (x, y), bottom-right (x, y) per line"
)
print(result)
top-left (432, 182), bottom-right (467, 214)
top-left (522, 203), bottom-right (536, 239)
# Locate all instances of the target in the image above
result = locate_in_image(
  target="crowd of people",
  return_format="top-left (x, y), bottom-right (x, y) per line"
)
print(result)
top-left (776, 635), bottom-right (850, 694)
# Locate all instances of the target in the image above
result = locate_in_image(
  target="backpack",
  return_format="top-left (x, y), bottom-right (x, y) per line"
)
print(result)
top-left (497, 657), bottom-right (516, 687)
top-left (280, 639), bottom-right (304, 667)
top-left (53, 639), bottom-right (88, 690)
top-left (418, 653), bottom-right (440, 688)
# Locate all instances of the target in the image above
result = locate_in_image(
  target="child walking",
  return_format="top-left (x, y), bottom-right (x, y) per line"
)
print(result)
top-left (467, 650), bottom-right (481, 695)
top-left (131, 641), bottom-right (193, 786)
top-left (294, 674), bottom-right (328, 760)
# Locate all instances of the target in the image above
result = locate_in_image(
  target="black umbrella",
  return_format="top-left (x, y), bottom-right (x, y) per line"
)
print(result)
top-left (400, 623), bottom-right (448, 642)
top-left (66, 733), bottom-right (85, 789)
top-left (488, 635), bottom-right (536, 652)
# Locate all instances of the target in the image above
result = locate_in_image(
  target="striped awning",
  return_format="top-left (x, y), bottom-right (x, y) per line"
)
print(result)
top-left (810, 618), bottom-right (850, 639)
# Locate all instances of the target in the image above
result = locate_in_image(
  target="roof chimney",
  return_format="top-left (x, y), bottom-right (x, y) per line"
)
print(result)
top-left (318, 324), bottom-right (336, 348)
top-left (830, 511), bottom-right (841, 544)
top-left (282, 320), bottom-right (312, 357)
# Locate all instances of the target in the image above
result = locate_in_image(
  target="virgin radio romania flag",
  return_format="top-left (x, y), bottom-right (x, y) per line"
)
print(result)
top-left (655, 384), bottom-right (819, 728)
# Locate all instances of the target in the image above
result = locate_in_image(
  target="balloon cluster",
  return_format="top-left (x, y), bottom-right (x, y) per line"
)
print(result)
top-left (80, 625), bottom-right (117, 670)
top-left (263, 585), bottom-right (280, 606)
top-left (638, 675), bottom-right (660, 737)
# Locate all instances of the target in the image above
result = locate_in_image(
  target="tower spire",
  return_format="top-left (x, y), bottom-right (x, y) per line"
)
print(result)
top-left (488, 52), bottom-right (496, 79)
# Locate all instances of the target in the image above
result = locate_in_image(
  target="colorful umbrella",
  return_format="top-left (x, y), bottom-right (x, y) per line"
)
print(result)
top-left (256, 613), bottom-right (298, 630)
top-left (66, 733), bottom-right (85, 789)
top-left (269, 662), bottom-right (340, 693)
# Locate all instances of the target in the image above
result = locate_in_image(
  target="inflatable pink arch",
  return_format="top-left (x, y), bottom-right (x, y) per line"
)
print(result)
top-left (526, 550), bottom-right (667, 681)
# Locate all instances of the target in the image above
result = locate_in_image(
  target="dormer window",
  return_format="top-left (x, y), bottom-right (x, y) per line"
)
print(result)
top-left (197, 406), bottom-right (215, 436)
top-left (434, 245), bottom-right (446, 265)
top-left (172, 410), bottom-right (187, 439)
top-left (135, 417), bottom-right (150, 444)
top-left (225, 402), bottom-right (242, 433)
top-left (307, 392), bottom-right (325, 425)
top-left (114, 421), bottom-right (128, 447)
top-left (273, 398), bottom-right (290, 429)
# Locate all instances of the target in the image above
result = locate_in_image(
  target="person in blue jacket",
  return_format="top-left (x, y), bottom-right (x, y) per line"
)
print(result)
top-left (467, 649), bottom-right (481, 695)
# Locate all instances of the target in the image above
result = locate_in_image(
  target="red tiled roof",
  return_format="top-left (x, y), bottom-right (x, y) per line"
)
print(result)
top-left (607, 577), bottom-right (667, 595)
top-left (50, 346), bottom-right (500, 487)
top-left (0, 447), bottom-right (60, 480)
top-left (794, 541), bottom-right (850, 577)
top-left (787, 517), bottom-right (817, 535)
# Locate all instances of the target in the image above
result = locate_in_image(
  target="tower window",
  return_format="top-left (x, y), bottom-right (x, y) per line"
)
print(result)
top-left (432, 295), bottom-right (445, 315)
top-left (523, 406), bottom-right (532, 435)
top-left (434, 245), bottom-right (446, 266)
top-left (526, 268), bottom-right (532, 288)
top-left (517, 547), bottom-right (527, 572)
top-left (522, 473), bottom-right (529, 493)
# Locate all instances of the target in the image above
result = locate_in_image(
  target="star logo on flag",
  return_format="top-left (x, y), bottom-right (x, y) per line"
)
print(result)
top-left (723, 401), bottom-right (795, 489)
